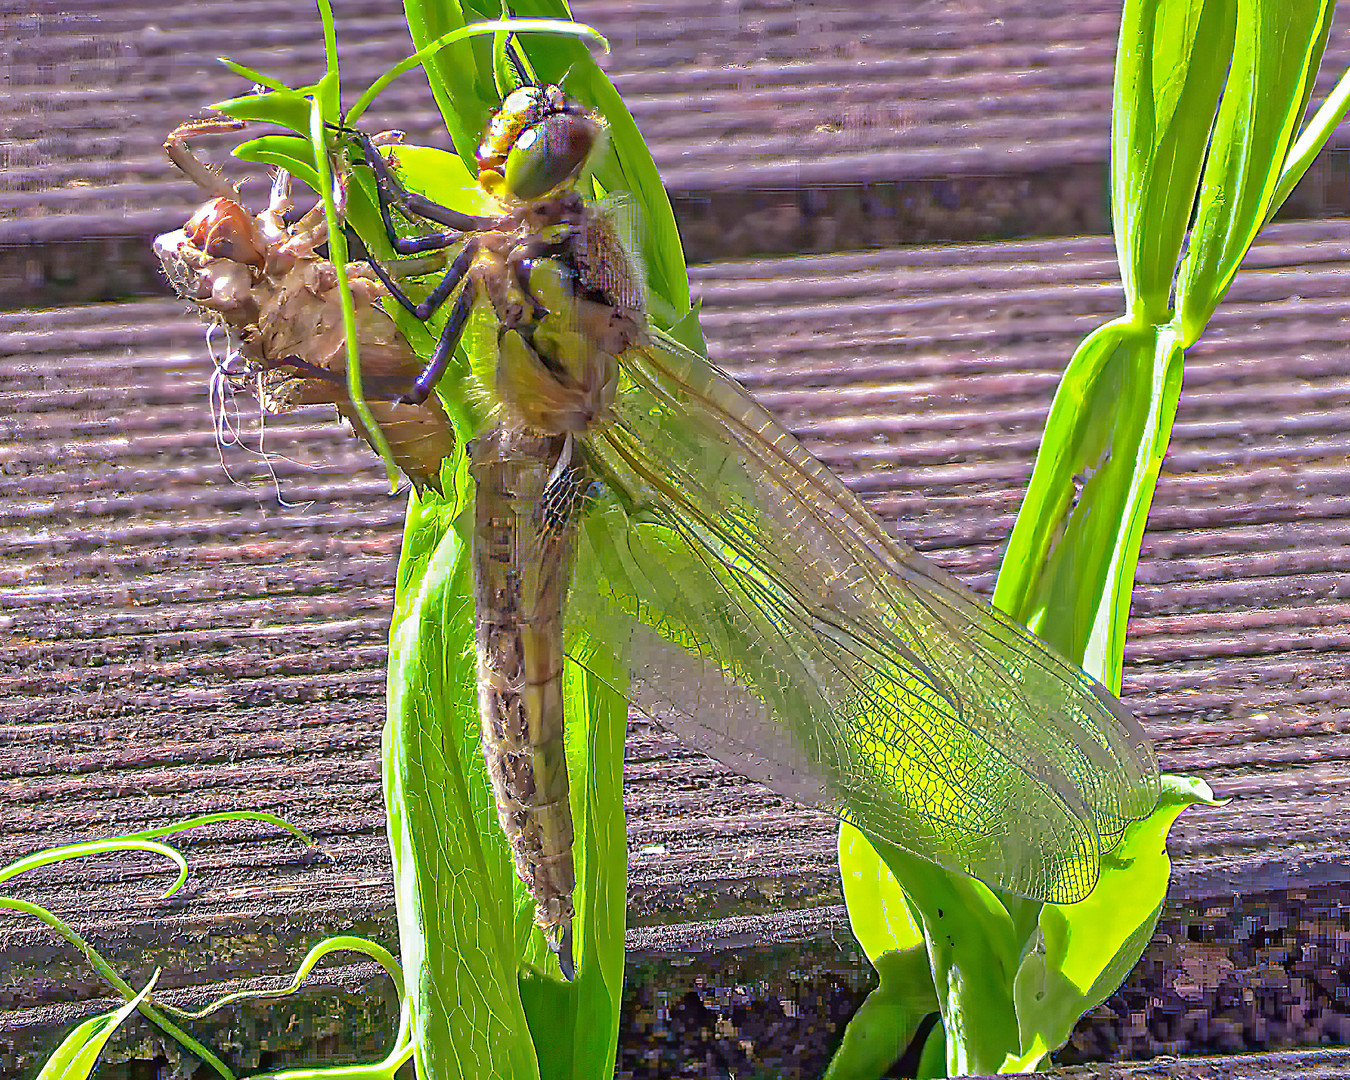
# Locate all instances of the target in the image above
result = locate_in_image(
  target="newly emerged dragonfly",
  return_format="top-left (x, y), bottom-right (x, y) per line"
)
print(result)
top-left (331, 72), bottom-right (1160, 974)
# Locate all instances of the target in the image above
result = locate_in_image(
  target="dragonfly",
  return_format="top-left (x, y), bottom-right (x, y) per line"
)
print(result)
top-left (332, 67), bottom-right (1159, 977)
top-left (154, 118), bottom-right (454, 493)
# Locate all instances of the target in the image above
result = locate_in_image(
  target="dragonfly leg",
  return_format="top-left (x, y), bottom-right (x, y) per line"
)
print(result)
top-left (348, 228), bottom-right (480, 321)
top-left (341, 124), bottom-right (492, 238)
top-left (507, 236), bottom-right (568, 322)
top-left (400, 274), bottom-right (479, 405)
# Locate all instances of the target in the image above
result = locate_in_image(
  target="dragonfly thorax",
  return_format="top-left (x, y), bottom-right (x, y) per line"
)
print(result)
top-left (485, 235), bottom-right (630, 437)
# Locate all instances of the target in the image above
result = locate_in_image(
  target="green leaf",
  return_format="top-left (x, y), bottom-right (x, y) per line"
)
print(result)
top-left (865, 837), bottom-right (1020, 1078)
top-left (211, 89), bottom-right (313, 135)
top-left (838, 822), bottom-right (925, 963)
top-left (1270, 65), bottom-right (1350, 214)
top-left (832, 826), bottom-right (938, 1079)
top-left (1110, 0), bottom-right (1235, 322)
top-left (402, 3), bottom-right (516, 167)
top-left (1011, 776), bottom-right (1220, 1062)
top-left (388, 142), bottom-right (492, 215)
top-left (558, 638), bottom-right (628, 1078)
top-left (1176, 0), bottom-right (1336, 344)
top-left (993, 318), bottom-right (1183, 687)
top-left (160, 935), bottom-right (403, 1023)
top-left (823, 950), bottom-right (938, 1080)
top-left (386, 460), bottom-right (623, 1080)
top-left (217, 57), bottom-right (291, 92)
top-left (37, 974), bottom-right (158, 1080)
top-left (316, 0), bottom-right (341, 117)
top-left (385, 465), bottom-right (542, 1080)
top-left (3, 895), bottom-right (235, 1080)
top-left (232, 135), bottom-right (322, 196)
top-left (915, 1022), bottom-right (947, 1080)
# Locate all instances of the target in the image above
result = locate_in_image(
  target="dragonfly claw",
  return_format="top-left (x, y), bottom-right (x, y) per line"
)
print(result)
top-left (555, 921), bottom-right (575, 982)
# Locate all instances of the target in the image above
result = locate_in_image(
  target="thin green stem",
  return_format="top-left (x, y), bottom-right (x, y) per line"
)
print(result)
top-left (1270, 64), bottom-right (1350, 216)
top-left (1, 898), bottom-right (236, 1080)
top-left (310, 94), bottom-right (400, 489)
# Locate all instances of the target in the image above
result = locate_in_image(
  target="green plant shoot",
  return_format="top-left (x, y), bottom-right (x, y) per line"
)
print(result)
top-left (829, 1), bottom-right (1349, 1075)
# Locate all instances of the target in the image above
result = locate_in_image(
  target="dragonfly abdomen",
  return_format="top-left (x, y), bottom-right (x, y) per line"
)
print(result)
top-left (470, 429), bottom-right (583, 966)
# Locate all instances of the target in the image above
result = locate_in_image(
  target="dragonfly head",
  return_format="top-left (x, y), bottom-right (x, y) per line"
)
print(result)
top-left (476, 84), bottom-right (603, 204)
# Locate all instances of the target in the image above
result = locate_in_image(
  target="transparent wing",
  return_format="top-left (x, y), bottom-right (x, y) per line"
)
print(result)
top-left (570, 330), bottom-right (1159, 904)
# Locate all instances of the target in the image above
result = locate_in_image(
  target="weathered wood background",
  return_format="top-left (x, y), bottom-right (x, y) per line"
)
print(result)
top-left (3, 1), bottom-right (1350, 1077)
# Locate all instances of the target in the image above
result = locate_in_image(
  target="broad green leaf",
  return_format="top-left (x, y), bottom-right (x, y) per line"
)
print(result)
top-left (994, 319), bottom-right (1183, 687)
top-left (37, 975), bottom-right (158, 1080)
top-left (830, 826), bottom-right (938, 1079)
top-left (1111, 0), bottom-right (1235, 322)
top-left (916, 1022), bottom-right (947, 1080)
top-left (1011, 776), bottom-right (1220, 1061)
top-left (357, 14), bottom-right (697, 1080)
top-left (403, 0), bottom-right (509, 167)
top-left (559, 638), bottom-right (628, 1078)
top-left (211, 89), bottom-right (312, 135)
top-left (232, 135), bottom-right (323, 197)
top-left (833, 3), bottom-right (1339, 1077)
top-left (823, 950), bottom-right (938, 1080)
top-left (1176, 0), bottom-right (1336, 343)
top-left (838, 823), bottom-right (925, 963)
top-left (389, 142), bottom-right (491, 217)
top-left (385, 461), bottom-right (542, 1080)
top-left (865, 837), bottom-right (1019, 1078)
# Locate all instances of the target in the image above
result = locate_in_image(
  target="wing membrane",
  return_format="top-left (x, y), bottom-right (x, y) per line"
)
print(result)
top-left (571, 330), bottom-right (1158, 903)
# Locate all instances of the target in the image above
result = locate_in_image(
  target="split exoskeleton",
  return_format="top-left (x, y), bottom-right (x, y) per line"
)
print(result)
top-left (153, 118), bottom-right (455, 493)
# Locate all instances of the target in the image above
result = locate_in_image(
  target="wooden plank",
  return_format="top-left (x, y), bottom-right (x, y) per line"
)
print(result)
top-left (3, 0), bottom-right (1349, 268)
top-left (3, 222), bottom-right (1350, 1073)
top-left (1049, 1049), bottom-right (1350, 1079)
top-left (5, 886), bottom-right (1350, 1076)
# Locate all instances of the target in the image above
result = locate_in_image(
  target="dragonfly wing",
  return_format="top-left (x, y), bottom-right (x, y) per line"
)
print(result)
top-left (571, 330), bottom-right (1159, 904)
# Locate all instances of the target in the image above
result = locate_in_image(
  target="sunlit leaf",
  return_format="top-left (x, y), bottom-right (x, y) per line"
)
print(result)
top-left (1011, 776), bottom-right (1221, 1061)
top-left (1111, 0), bottom-right (1235, 321)
top-left (36, 975), bottom-right (158, 1080)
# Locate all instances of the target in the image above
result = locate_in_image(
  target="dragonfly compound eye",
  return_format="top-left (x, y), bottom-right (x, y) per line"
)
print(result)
top-left (501, 112), bottom-right (601, 202)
